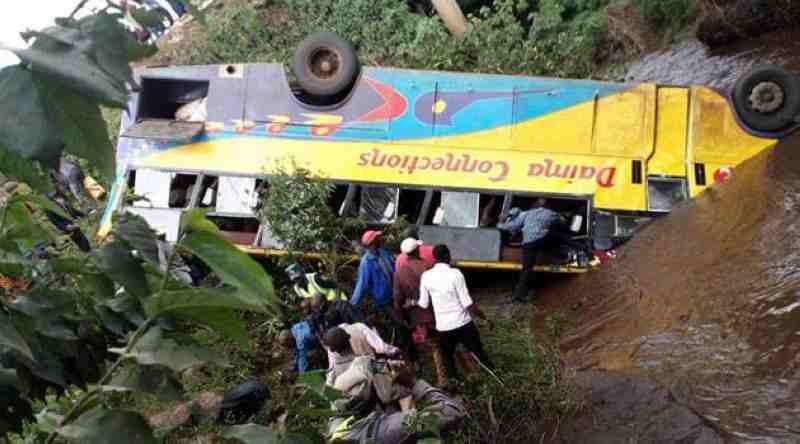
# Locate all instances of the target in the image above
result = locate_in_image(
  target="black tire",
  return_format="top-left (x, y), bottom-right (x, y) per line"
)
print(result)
top-left (292, 32), bottom-right (360, 100)
top-left (732, 65), bottom-right (800, 133)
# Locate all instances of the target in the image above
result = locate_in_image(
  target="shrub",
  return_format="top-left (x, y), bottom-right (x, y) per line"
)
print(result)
top-left (631, 0), bottom-right (694, 31)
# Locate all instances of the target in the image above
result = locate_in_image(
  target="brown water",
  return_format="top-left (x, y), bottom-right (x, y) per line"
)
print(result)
top-left (545, 133), bottom-right (800, 442)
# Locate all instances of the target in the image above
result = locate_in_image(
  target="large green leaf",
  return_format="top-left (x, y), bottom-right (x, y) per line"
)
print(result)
top-left (115, 326), bottom-right (227, 372)
top-left (94, 305), bottom-right (136, 337)
top-left (222, 424), bottom-right (324, 444)
top-left (95, 241), bottom-right (150, 301)
top-left (57, 407), bottom-right (158, 444)
top-left (36, 75), bottom-right (115, 179)
top-left (0, 147), bottom-right (53, 194)
top-left (115, 213), bottom-right (160, 268)
top-left (0, 367), bottom-right (18, 389)
top-left (104, 291), bottom-right (146, 326)
top-left (170, 307), bottom-right (249, 348)
top-left (0, 312), bottom-right (34, 361)
top-left (179, 231), bottom-right (276, 312)
top-left (180, 208), bottom-right (219, 234)
top-left (103, 365), bottom-right (183, 402)
top-left (145, 287), bottom-right (268, 317)
top-left (0, 66), bottom-right (64, 166)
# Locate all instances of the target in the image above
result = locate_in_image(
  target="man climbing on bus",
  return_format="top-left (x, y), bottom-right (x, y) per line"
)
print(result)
top-left (286, 263), bottom-right (347, 302)
top-left (498, 198), bottom-right (589, 302)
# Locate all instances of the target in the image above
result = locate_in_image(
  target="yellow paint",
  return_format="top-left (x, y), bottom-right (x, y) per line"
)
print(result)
top-left (267, 115), bottom-right (291, 123)
top-left (301, 113), bottom-right (344, 125)
top-left (689, 87), bottom-right (777, 165)
top-left (432, 100), bottom-right (447, 114)
top-left (137, 135), bottom-right (644, 211)
top-left (650, 87), bottom-right (689, 177)
top-left (237, 246), bottom-right (587, 272)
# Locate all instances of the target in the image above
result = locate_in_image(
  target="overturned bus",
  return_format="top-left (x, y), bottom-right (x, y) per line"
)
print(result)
top-left (99, 33), bottom-right (800, 272)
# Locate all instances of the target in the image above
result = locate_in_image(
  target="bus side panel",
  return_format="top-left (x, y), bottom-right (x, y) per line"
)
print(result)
top-left (650, 87), bottom-right (689, 177)
top-left (593, 84), bottom-right (657, 160)
top-left (687, 87), bottom-right (777, 196)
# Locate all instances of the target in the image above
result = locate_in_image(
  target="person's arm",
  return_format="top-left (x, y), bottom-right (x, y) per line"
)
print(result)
top-left (360, 324), bottom-right (400, 356)
top-left (417, 275), bottom-right (431, 310)
top-left (497, 213), bottom-right (524, 232)
top-left (350, 260), bottom-right (370, 307)
top-left (296, 339), bottom-right (309, 374)
top-left (315, 274), bottom-right (338, 290)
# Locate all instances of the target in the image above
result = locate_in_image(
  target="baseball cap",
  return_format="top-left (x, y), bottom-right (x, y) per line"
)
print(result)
top-left (285, 263), bottom-right (305, 280)
top-left (400, 238), bottom-right (423, 254)
top-left (360, 230), bottom-right (383, 246)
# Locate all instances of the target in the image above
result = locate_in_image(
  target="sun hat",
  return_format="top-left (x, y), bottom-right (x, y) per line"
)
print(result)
top-left (360, 230), bottom-right (383, 247)
top-left (400, 238), bottom-right (423, 254)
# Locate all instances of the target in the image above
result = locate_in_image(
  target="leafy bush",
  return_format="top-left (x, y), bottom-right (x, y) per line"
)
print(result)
top-left (631, 0), bottom-right (694, 30)
top-left (188, 0), bottom-right (607, 79)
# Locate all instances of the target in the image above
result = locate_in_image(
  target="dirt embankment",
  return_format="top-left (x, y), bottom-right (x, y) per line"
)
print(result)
top-left (543, 133), bottom-right (800, 442)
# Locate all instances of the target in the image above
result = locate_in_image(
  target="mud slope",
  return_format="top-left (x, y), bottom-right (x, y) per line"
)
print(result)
top-left (545, 133), bottom-right (800, 442)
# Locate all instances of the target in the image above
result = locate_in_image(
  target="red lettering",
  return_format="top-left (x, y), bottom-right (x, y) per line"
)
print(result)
top-left (528, 163), bottom-right (544, 176)
top-left (478, 161), bottom-right (492, 173)
top-left (543, 158), bottom-right (555, 177)
top-left (358, 152), bottom-right (370, 166)
top-left (597, 167), bottom-right (616, 187)
top-left (431, 158), bottom-right (445, 170)
top-left (579, 166), bottom-right (596, 179)
top-left (387, 155), bottom-right (401, 168)
top-left (490, 162), bottom-right (509, 182)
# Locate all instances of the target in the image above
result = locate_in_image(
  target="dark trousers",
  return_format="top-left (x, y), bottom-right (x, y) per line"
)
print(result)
top-left (439, 321), bottom-right (494, 379)
top-left (513, 237), bottom-right (547, 301)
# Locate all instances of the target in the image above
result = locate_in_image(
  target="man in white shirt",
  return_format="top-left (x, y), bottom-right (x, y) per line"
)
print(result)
top-left (418, 244), bottom-right (495, 380)
top-left (325, 323), bottom-right (401, 384)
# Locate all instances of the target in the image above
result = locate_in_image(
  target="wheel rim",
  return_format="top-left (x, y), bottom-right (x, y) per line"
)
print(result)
top-left (749, 81), bottom-right (785, 114)
top-left (308, 47), bottom-right (341, 82)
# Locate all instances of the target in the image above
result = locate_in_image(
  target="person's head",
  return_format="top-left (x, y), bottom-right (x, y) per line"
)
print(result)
top-left (360, 230), bottom-right (383, 252)
top-left (400, 237), bottom-right (423, 258)
top-left (278, 330), bottom-right (295, 349)
top-left (533, 197), bottom-right (547, 209)
top-left (285, 263), bottom-right (306, 285)
top-left (322, 327), bottom-right (352, 354)
top-left (432, 244), bottom-right (451, 264)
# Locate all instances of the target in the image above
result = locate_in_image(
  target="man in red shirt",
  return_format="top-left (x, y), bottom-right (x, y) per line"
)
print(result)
top-left (394, 237), bottom-right (435, 270)
top-left (393, 238), bottom-right (445, 385)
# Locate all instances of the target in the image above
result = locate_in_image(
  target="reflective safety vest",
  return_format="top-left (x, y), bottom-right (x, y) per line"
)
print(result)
top-left (294, 273), bottom-right (346, 301)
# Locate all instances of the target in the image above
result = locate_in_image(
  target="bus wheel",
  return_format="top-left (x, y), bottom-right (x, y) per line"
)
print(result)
top-left (732, 65), bottom-right (800, 133)
top-left (292, 32), bottom-right (360, 101)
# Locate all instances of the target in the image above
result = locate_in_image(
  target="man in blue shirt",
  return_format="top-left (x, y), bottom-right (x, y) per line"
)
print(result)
top-left (350, 230), bottom-right (395, 315)
top-left (498, 198), bottom-right (588, 302)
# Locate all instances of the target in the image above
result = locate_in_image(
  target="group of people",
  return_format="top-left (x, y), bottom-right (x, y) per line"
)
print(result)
top-left (278, 229), bottom-right (497, 442)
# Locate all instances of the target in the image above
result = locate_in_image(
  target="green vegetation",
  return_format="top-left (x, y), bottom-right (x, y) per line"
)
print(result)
top-left (631, 0), bottom-right (694, 32)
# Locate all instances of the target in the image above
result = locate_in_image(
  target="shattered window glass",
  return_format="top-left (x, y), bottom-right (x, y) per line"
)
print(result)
top-left (360, 187), bottom-right (398, 223)
top-left (648, 178), bottom-right (687, 212)
top-left (440, 192), bottom-right (479, 228)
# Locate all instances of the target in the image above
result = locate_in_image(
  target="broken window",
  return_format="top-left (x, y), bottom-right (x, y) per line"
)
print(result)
top-left (647, 177), bottom-right (687, 212)
top-left (359, 186), bottom-right (398, 224)
top-left (437, 192), bottom-right (479, 228)
top-left (131, 168), bottom-right (172, 208)
top-left (122, 78), bottom-right (209, 141)
top-left (397, 188), bottom-right (428, 224)
top-left (216, 177), bottom-right (259, 215)
top-left (168, 174), bottom-right (198, 208)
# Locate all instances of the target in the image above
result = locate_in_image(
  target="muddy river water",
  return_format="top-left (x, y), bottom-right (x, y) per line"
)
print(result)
top-left (543, 34), bottom-right (800, 443)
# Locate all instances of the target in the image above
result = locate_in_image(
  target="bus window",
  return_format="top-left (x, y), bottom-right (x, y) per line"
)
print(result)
top-left (132, 168), bottom-right (172, 208)
top-left (216, 177), bottom-right (258, 215)
top-left (328, 184), bottom-right (355, 217)
top-left (479, 193), bottom-right (504, 227)
top-left (439, 192), bottom-right (479, 228)
top-left (421, 191), bottom-right (443, 225)
top-left (647, 177), bottom-right (687, 212)
top-left (397, 188), bottom-right (428, 224)
top-left (360, 186), bottom-right (398, 224)
top-left (168, 174), bottom-right (198, 208)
